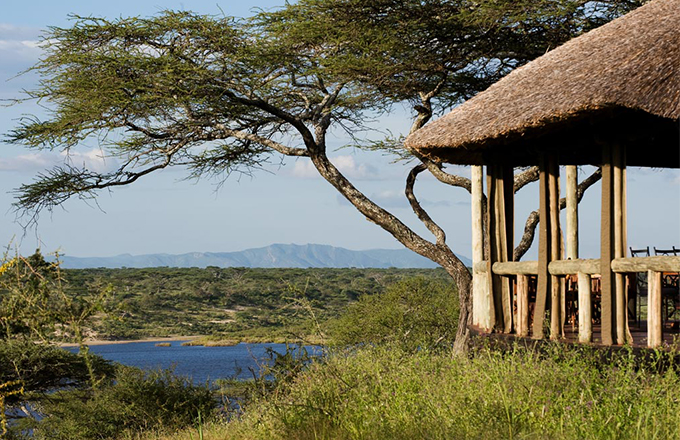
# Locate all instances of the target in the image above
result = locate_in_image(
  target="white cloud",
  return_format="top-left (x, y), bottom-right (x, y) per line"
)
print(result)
top-left (61, 149), bottom-right (116, 173)
top-left (0, 152), bottom-right (59, 171)
top-left (289, 155), bottom-right (381, 180)
top-left (333, 155), bottom-right (380, 180)
top-left (291, 159), bottom-right (317, 179)
top-left (0, 24), bottom-right (44, 71)
top-left (0, 149), bottom-right (117, 173)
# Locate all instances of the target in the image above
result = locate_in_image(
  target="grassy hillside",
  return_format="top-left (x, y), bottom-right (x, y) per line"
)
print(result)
top-left (63, 267), bottom-right (453, 343)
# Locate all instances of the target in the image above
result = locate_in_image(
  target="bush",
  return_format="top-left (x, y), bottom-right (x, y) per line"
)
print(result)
top-left (330, 277), bottom-right (458, 351)
top-left (28, 366), bottom-right (216, 440)
top-left (0, 339), bottom-right (114, 404)
top-left (180, 344), bottom-right (680, 440)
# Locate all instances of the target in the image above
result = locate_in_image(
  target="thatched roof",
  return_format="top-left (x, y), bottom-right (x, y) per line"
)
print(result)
top-left (405, 0), bottom-right (680, 168)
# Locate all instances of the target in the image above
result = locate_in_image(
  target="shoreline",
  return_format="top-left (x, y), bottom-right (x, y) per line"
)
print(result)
top-left (60, 335), bottom-right (203, 347)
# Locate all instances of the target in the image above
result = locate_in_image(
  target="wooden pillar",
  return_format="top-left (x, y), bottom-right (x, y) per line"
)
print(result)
top-left (548, 156), bottom-right (563, 339)
top-left (647, 270), bottom-right (662, 348)
top-left (533, 154), bottom-right (560, 339)
top-left (472, 165), bottom-right (492, 331)
top-left (516, 275), bottom-right (530, 337)
top-left (612, 146), bottom-right (629, 344)
top-left (578, 272), bottom-right (593, 342)
top-left (601, 144), bottom-right (628, 346)
top-left (600, 145), bottom-right (616, 345)
top-left (566, 166), bottom-right (579, 260)
top-left (487, 164), bottom-right (514, 333)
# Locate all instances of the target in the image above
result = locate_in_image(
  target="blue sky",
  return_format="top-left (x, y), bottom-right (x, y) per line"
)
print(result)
top-left (0, 1), bottom-right (678, 259)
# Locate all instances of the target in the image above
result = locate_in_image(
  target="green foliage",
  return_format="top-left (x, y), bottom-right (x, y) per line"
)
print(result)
top-left (330, 277), bottom-right (458, 351)
top-left (6, 1), bottom-right (643, 214)
top-left (25, 366), bottom-right (216, 440)
top-left (0, 250), bottom-right (110, 344)
top-left (61, 267), bottom-right (451, 343)
top-left (0, 340), bottom-right (114, 404)
top-left (260, 0), bottom-right (637, 108)
top-left (156, 344), bottom-right (680, 440)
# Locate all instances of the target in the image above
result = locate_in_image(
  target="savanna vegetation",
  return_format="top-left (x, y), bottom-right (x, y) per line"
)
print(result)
top-left (64, 265), bottom-right (453, 344)
top-left (0, 253), bottom-right (218, 440)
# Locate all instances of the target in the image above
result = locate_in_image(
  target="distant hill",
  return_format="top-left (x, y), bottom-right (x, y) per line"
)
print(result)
top-left (57, 243), bottom-right (472, 269)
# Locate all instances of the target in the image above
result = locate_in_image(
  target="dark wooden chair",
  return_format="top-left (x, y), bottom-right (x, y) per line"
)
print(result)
top-left (654, 247), bottom-right (679, 256)
top-left (629, 247), bottom-right (650, 324)
top-left (630, 246), bottom-right (650, 257)
top-left (651, 248), bottom-right (680, 325)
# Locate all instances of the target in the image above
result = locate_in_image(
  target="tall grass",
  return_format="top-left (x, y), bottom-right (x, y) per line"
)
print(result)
top-left (142, 343), bottom-right (680, 440)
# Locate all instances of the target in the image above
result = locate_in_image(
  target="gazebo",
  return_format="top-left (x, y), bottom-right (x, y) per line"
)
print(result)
top-left (405, 0), bottom-right (680, 347)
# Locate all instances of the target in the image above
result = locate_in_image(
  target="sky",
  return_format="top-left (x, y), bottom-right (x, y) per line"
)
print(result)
top-left (0, 1), bottom-right (678, 260)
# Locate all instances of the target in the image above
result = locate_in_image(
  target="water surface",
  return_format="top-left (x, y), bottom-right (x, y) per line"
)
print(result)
top-left (67, 341), bottom-right (314, 383)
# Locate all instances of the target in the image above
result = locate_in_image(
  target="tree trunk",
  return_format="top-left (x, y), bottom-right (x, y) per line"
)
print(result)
top-left (439, 254), bottom-right (473, 353)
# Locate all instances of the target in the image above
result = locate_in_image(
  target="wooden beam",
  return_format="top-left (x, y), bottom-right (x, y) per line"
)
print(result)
top-left (492, 261), bottom-right (539, 276)
top-left (611, 256), bottom-right (680, 273)
top-left (520, 256), bottom-right (680, 275)
top-left (548, 259), bottom-right (600, 275)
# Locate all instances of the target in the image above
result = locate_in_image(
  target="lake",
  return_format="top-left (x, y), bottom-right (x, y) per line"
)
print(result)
top-left (66, 341), bottom-right (317, 383)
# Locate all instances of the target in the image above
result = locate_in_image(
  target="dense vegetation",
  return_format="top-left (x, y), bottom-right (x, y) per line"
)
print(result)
top-left (141, 344), bottom-right (680, 440)
top-left (63, 266), bottom-right (453, 344)
top-left (0, 254), bottom-right (220, 439)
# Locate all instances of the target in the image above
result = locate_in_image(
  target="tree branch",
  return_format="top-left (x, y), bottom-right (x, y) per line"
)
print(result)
top-left (214, 125), bottom-right (309, 157)
top-left (513, 166), bottom-right (539, 193)
top-left (405, 164), bottom-right (446, 246)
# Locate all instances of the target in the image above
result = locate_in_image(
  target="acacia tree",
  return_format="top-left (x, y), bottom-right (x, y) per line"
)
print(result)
top-left (6, 0), bottom-right (640, 352)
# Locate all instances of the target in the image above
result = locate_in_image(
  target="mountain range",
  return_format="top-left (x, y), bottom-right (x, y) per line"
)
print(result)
top-left (57, 243), bottom-right (472, 269)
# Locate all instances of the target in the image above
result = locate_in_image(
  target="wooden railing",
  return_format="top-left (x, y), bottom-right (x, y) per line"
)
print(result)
top-left (473, 256), bottom-right (680, 347)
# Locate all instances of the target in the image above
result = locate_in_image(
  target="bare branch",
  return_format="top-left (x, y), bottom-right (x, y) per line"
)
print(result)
top-left (405, 164), bottom-right (447, 246)
top-left (424, 160), bottom-right (473, 193)
top-left (513, 166), bottom-right (539, 193)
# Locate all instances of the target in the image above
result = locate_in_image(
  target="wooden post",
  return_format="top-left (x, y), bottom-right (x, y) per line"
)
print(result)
top-left (647, 270), bottom-right (662, 348)
top-left (601, 144), bottom-right (615, 346)
top-left (566, 166), bottom-right (579, 260)
top-left (516, 275), bottom-right (530, 337)
top-left (533, 155), bottom-right (550, 339)
top-left (567, 165), bottom-right (592, 342)
top-left (613, 146), bottom-right (628, 344)
top-left (503, 165), bottom-right (515, 333)
top-left (487, 165), bottom-right (514, 333)
top-left (471, 165), bottom-right (492, 330)
top-left (578, 272), bottom-right (593, 342)
top-left (548, 156), bottom-right (562, 340)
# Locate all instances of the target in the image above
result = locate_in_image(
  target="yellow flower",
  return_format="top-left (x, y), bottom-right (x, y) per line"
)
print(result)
top-left (0, 258), bottom-right (17, 276)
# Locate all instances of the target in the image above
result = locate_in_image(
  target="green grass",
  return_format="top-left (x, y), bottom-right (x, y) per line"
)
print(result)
top-left (139, 343), bottom-right (680, 440)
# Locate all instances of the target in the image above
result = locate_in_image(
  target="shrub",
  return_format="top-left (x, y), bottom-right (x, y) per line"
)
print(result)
top-left (330, 277), bottom-right (458, 351)
top-left (193, 344), bottom-right (680, 440)
top-left (28, 366), bottom-right (216, 440)
top-left (0, 339), bottom-right (114, 404)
